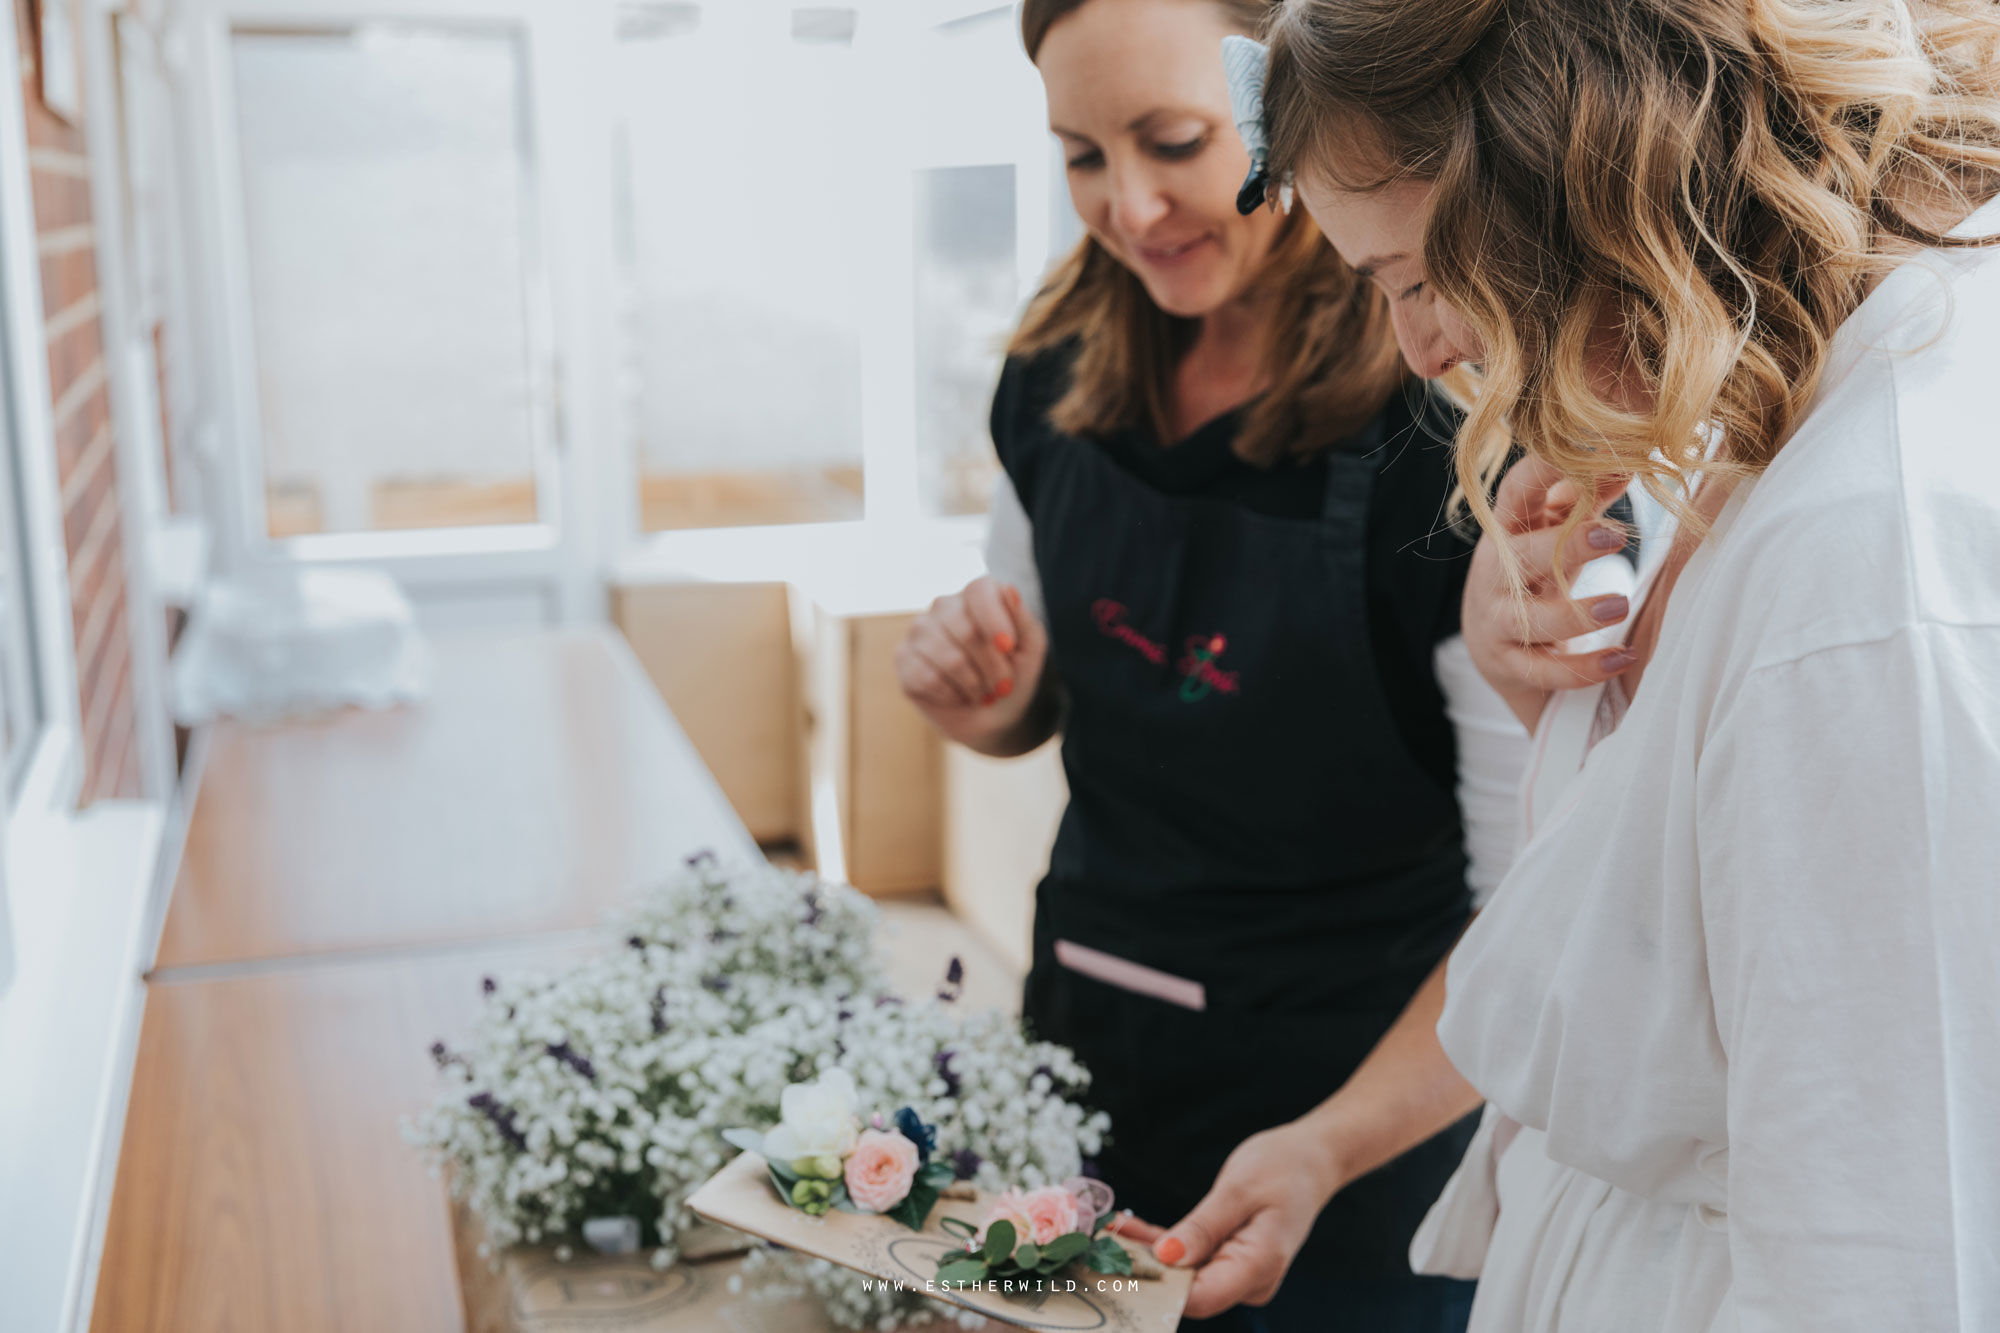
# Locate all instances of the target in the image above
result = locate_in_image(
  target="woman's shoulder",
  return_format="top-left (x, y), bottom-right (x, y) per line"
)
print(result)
top-left (1707, 352), bottom-right (2000, 673)
top-left (993, 343), bottom-right (1079, 437)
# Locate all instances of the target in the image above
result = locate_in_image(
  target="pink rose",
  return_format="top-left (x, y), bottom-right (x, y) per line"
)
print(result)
top-left (843, 1129), bottom-right (921, 1213)
top-left (981, 1185), bottom-right (1081, 1248)
top-left (980, 1190), bottom-right (1036, 1248)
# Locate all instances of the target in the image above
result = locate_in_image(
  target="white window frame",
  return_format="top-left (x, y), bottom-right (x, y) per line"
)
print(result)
top-left (176, 0), bottom-right (620, 625)
top-left (605, 0), bottom-right (1054, 591)
top-left (170, 0), bottom-right (1068, 611)
top-left (0, 9), bottom-right (87, 830)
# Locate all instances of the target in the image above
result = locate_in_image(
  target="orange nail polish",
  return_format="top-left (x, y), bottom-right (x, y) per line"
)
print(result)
top-left (994, 632), bottom-right (1016, 655)
top-left (1004, 586), bottom-right (1021, 610)
top-left (981, 693), bottom-right (997, 707)
top-left (1156, 1236), bottom-right (1185, 1266)
top-left (995, 679), bottom-right (1014, 699)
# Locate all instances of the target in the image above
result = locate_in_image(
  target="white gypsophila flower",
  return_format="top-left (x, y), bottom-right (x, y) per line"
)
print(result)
top-left (402, 856), bottom-right (1106, 1331)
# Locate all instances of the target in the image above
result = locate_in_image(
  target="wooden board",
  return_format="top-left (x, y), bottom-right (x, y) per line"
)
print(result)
top-left (689, 1153), bottom-right (1191, 1332)
top-left (90, 939), bottom-right (599, 1333)
top-left (155, 626), bottom-right (755, 969)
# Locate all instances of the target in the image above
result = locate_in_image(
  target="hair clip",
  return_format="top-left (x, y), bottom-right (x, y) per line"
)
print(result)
top-left (1222, 35), bottom-right (1290, 216)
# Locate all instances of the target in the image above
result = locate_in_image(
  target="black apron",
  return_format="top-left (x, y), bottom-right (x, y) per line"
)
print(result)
top-left (1019, 416), bottom-right (1478, 1284)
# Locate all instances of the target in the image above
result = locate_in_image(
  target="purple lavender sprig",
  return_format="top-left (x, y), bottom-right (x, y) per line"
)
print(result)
top-left (936, 955), bottom-right (965, 1003)
top-left (545, 1040), bottom-right (597, 1081)
top-left (934, 1048), bottom-right (962, 1099)
top-left (467, 1092), bottom-right (529, 1152)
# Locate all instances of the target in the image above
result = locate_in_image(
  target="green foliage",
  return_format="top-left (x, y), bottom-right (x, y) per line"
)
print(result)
top-left (933, 1215), bottom-right (1136, 1289)
top-left (883, 1160), bottom-right (958, 1231)
top-left (1083, 1235), bottom-right (1133, 1275)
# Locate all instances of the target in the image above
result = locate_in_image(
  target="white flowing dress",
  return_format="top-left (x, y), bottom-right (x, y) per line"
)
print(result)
top-left (1421, 202), bottom-right (2000, 1332)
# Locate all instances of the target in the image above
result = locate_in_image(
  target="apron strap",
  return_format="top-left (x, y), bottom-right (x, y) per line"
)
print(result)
top-left (1321, 412), bottom-right (1391, 528)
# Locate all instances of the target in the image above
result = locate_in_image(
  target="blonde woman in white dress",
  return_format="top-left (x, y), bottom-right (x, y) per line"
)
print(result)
top-left (1147, 1), bottom-right (2000, 1328)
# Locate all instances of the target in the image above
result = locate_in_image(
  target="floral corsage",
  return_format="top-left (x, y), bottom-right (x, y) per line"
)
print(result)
top-left (934, 1177), bottom-right (1134, 1286)
top-left (723, 1068), bottom-right (957, 1230)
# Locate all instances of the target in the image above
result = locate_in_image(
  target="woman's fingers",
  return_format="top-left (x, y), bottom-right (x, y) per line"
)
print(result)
top-left (1006, 584), bottom-right (1049, 668)
top-left (904, 625), bottom-right (984, 706)
top-left (1492, 454), bottom-right (1568, 534)
top-left (1503, 592), bottom-right (1630, 645)
top-left (893, 643), bottom-right (963, 709)
top-left (1181, 1221), bottom-right (1292, 1319)
top-left (1493, 641), bottom-right (1638, 693)
top-left (897, 578), bottom-right (1049, 714)
top-left (1509, 519), bottom-right (1628, 592)
top-left (1494, 455), bottom-right (1633, 535)
top-left (1104, 1212), bottom-right (1164, 1243)
top-left (960, 579), bottom-right (1025, 700)
top-left (1156, 1180), bottom-right (1257, 1270)
top-left (962, 577), bottom-right (1017, 648)
top-left (934, 596), bottom-right (1010, 701)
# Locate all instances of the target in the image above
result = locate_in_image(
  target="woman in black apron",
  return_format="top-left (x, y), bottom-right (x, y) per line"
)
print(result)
top-left (893, 0), bottom-right (1538, 1327)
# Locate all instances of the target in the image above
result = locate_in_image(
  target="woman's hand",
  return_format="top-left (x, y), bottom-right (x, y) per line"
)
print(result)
top-left (1112, 1120), bottom-right (1344, 1319)
top-left (1463, 457), bottom-right (1637, 732)
top-left (895, 576), bottom-right (1053, 755)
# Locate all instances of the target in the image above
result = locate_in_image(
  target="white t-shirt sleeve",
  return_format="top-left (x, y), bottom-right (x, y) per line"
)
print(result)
top-left (1432, 634), bottom-right (1531, 907)
top-left (982, 473), bottom-right (1046, 627)
top-left (1700, 626), bottom-right (2000, 1330)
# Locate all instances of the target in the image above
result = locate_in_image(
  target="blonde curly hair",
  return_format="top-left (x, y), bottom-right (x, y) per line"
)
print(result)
top-left (1262, 0), bottom-right (2000, 549)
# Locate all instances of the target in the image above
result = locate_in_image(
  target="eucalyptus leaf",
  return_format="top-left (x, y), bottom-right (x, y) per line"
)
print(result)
top-left (918, 1161), bottom-right (956, 1190)
top-left (1083, 1236), bottom-right (1134, 1275)
top-left (936, 1258), bottom-right (988, 1285)
top-left (1016, 1242), bottom-right (1040, 1268)
top-left (719, 1127), bottom-right (766, 1155)
top-left (1039, 1231), bottom-right (1089, 1266)
top-left (764, 1155), bottom-right (800, 1184)
top-left (983, 1219), bottom-right (1017, 1264)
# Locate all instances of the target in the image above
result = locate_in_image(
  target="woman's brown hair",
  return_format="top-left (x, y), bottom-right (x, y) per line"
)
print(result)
top-left (1262, 0), bottom-right (2000, 542)
top-left (1013, 0), bottom-right (1408, 465)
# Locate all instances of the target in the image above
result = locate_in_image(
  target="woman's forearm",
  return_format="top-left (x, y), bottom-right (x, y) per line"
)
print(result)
top-left (1295, 950), bottom-right (1482, 1198)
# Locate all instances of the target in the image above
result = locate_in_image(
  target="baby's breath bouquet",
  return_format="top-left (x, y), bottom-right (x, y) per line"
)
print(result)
top-left (738, 999), bottom-right (1110, 1328)
top-left (406, 854), bottom-right (1109, 1330)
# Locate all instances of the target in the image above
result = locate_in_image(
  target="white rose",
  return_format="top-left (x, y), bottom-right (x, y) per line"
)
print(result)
top-left (761, 1068), bottom-right (860, 1166)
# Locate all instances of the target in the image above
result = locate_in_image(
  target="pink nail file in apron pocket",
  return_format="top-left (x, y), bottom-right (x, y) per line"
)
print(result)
top-left (1053, 939), bottom-right (1207, 1012)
